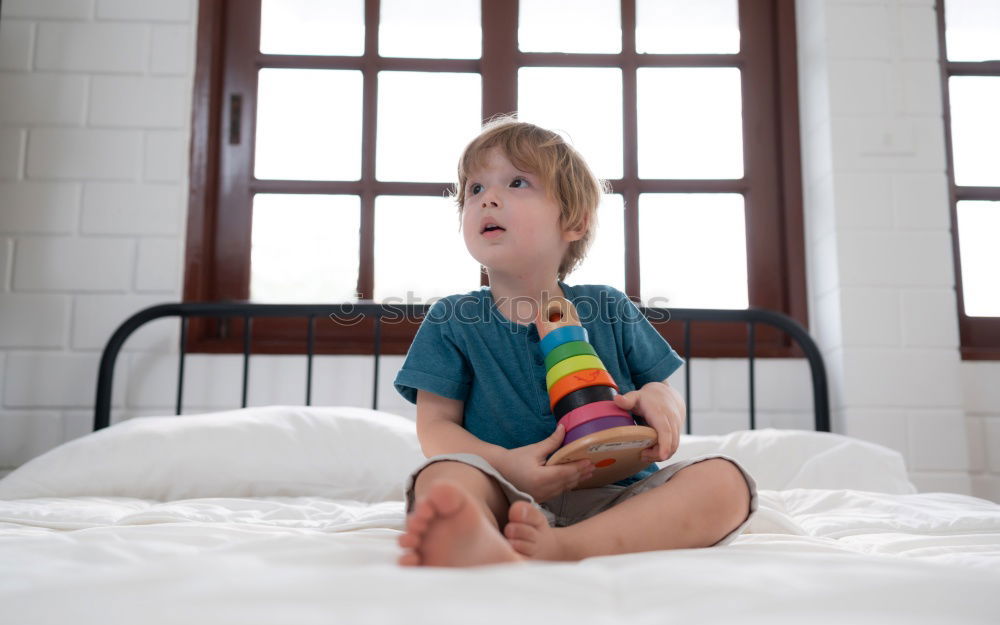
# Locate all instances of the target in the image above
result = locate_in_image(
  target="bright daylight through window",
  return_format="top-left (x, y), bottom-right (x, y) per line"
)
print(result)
top-left (248, 0), bottom-right (751, 310)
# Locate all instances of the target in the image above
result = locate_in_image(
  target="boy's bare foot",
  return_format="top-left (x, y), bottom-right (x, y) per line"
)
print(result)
top-left (503, 501), bottom-right (573, 561)
top-left (398, 479), bottom-right (525, 567)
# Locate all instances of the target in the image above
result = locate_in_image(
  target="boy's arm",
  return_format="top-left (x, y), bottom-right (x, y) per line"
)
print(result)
top-left (415, 389), bottom-right (508, 467)
top-left (415, 389), bottom-right (594, 502)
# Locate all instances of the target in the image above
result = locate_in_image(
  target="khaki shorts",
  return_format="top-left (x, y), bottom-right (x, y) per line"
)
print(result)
top-left (404, 453), bottom-right (758, 547)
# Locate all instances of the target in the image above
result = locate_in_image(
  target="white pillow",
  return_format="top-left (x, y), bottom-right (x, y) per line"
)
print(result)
top-left (0, 406), bottom-right (425, 502)
top-left (670, 428), bottom-right (917, 494)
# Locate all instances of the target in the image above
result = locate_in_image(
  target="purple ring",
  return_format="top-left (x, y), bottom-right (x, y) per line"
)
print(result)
top-left (563, 415), bottom-right (635, 445)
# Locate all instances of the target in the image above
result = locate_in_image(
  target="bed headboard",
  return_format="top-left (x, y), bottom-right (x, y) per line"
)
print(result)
top-left (93, 303), bottom-right (830, 433)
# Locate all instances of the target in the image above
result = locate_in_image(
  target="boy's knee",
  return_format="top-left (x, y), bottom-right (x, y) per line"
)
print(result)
top-left (413, 460), bottom-right (509, 526)
top-left (416, 460), bottom-right (486, 487)
top-left (702, 459), bottom-right (751, 524)
top-left (414, 460), bottom-right (500, 502)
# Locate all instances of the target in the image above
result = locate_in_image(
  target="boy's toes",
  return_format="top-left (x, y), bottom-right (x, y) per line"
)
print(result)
top-left (504, 501), bottom-right (552, 557)
top-left (504, 521), bottom-right (538, 543)
top-left (405, 500), bottom-right (436, 535)
top-left (504, 526), bottom-right (536, 557)
top-left (398, 550), bottom-right (420, 566)
top-left (425, 480), bottom-right (465, 517)
top-left (504, 500), bottom-right (568, 561)
top-left (509, 500), bottom-right (549, 528)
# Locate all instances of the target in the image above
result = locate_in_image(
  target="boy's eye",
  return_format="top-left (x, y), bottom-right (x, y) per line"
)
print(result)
top-left (510, 177), bottom-right (528, 188)
top-left (469, 183), bottom-right (483, 195)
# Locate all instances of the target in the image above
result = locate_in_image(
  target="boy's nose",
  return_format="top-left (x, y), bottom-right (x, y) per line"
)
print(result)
top-left (480, 186), bottom-right (501, 208)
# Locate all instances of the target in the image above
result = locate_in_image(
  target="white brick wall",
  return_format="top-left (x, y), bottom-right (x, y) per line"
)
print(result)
top-left (962, 362), bottom-right (1000, 501)
top-left (0, 20), bottom-right (34, 71)
top-left (0, 182), bottom-right (80, 233)
top-left (35, 23), bottom-right (148, 73)
top-left (0, 74), bottom-right (88, 125)
top-left (0, 293), bottom-right (70, 348)
top-left (0, 0), bottom-right (996, 502)
top-left (0, 128), bottom-right (25, 179)
top-left (0, 2), bottom-right (194, 457)
top-left (13, 236), bottom-right (134, 291)
top-left (3, 0), bottom-right (94, 21)
top-left (27, 129), bottom-right (143, 180)
top-left (81, 183), bottom-right (182, 235)
top-left (797, 0), bottom-right (996, 499)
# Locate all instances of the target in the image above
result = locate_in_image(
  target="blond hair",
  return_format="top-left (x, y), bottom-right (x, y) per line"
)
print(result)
top-left (454, 116), bottom-right (607, 281)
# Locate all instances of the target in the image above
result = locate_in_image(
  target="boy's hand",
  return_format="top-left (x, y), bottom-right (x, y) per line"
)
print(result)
top-left (613, 381), bottom-right (686, 463)
top-left (496, 425), bottom-right (594, 503)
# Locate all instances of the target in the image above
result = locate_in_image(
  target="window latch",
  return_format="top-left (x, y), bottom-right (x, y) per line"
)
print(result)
top-left (228, 93), bottom-right (242, 145)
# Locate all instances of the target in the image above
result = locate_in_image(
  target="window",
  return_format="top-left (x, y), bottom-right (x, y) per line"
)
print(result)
top-left (186, 0), bottom-right (805, 356)
top-left (939, 0), bottom-right (1000, 359)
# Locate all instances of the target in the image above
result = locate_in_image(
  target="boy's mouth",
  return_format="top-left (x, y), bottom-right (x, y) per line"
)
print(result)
top-left (481, 222), bottom-right (506, 235)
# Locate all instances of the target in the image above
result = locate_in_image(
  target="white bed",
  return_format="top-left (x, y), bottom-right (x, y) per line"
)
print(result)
top-left (2, 405), bottom-right (999, 624)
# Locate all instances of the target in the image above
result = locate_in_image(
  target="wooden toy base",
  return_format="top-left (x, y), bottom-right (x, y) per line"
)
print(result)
top-left (545, 425), bottom-right (657, 489)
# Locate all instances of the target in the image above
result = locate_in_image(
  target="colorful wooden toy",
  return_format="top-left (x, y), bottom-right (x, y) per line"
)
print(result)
top-left (538, 297), bottom-right (657, 488)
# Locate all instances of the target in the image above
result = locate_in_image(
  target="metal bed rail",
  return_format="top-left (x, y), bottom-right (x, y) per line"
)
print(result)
top-left (93, 302), bottom-right (830, 433)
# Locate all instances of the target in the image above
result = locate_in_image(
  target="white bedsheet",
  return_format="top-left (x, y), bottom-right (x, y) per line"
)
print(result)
top-left (3, 488), bottom-right (1000, 624)
top-left (1, 407), bottom-right (999, 623)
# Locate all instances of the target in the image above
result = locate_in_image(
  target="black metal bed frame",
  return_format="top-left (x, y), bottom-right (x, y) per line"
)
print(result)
top-left (93, 302), bottom-right (830, 433)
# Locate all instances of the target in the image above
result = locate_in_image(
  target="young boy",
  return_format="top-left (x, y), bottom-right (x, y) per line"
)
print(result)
top-left (393, 117), bottom-right (757, 567)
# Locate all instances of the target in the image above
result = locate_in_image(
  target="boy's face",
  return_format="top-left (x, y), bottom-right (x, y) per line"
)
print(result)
top-left (461, 147), bottom-right (584, 281)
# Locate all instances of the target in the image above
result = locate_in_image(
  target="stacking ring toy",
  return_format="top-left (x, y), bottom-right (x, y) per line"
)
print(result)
top-left (553, 385), bottom-right (617, 420)
top-left (539, 326), bottom-right (588, 357)
top-left (539, 297), bottom-right (657, 489)
top-left (544, 340), bottom-right (597, 371)
top-left (563, 416), bottom-right (635, 445)
top-left (557, 400), bottom-right (630, 431)
top-left (548, 368), bottom-right (619, 410)
top-left (545, 354), bottom-right (605, 390)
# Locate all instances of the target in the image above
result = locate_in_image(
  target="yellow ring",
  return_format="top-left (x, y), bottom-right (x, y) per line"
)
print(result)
top-left (545, 354), bottom-right (606, 391)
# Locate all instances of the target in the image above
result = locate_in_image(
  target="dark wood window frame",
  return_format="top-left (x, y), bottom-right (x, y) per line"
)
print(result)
top-left (185, 0), bottom-right (807, 357)
top-left (937, 0), bottom-right (1000, 361)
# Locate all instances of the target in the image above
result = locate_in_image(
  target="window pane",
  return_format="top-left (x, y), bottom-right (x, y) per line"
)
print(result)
top-left (945, 0), bottom-right (1000, 62)
top-left (379, 0), bottom-right (480, 59)
top-left (518, 68), bottom-right (623, 180)
top-left (636, 0), bottom-right (739, 54)
top-left (949, 76), bottom-right (1000, 187)
top-left (639, 194), bottom-right (747, 309)
top-left (519, 0), bottom-right (621, 53)
top-left (957, 201), bottom-right (1000, 317)
top-left (255, 69), bottom-right (363, 181)
top-left (638, 68), bottom-right (743, 179)
top-left (260, 0), bottom-right (364, 56)
top-left (250, 194), bottom-right (360, 303)
top-left (376, 72), bottom-right (481, 182)
top-left (374, 196), bottom-right (478, 302)
top-left (568, 194), bottom-right (625, 291)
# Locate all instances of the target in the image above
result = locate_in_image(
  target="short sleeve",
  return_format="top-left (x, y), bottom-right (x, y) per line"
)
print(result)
top-left (393, 299), bottom-right (472, 404)
top-left (617, 290), bottom-right (685, 387)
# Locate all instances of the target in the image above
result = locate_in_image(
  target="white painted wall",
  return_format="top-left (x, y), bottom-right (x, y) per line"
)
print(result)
top-left (0, 0), bottom-right (996, 501)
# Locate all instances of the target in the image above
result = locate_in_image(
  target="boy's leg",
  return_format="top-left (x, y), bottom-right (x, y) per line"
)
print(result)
top-left (505, 458), bottom-right (752, 561)
top-left (399, 458), bottom-right (528, 567)
top-left (411, 460), bottom-right (511, 528)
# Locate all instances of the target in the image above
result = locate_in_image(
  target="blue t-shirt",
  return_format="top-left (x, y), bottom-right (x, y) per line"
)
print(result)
top-left (393, 282), bottom-right (685, 486)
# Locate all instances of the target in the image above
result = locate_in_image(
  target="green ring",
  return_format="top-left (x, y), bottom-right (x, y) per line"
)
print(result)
top-left (545, 354), bottom-right (606, 390)
top-left (544, 340), bottom-right (597, 372)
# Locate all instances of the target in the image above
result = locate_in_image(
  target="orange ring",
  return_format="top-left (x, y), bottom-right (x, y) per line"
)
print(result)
top-left (548, 368), bottom-right (619, 411)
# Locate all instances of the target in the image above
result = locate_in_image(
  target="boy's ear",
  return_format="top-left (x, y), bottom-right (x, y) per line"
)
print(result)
top-left (563, 215), bottom-right (589, 242)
